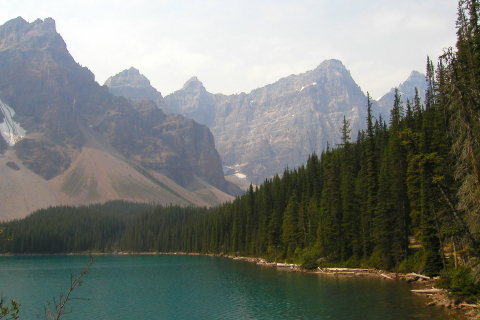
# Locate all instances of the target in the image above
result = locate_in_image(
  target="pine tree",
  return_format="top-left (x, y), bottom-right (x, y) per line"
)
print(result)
top-left (281, 193), bottom-right (300, 258)
top-left (443, 0), bottom-right (480, 251)
top-left (339, 117), bottom-right (361, 260)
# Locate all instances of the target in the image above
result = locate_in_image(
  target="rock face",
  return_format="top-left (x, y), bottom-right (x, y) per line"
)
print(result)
top-left (375, 71), bottom-right (428, 119)
top-left (108, 61), bottom-right (370, 184)
top-left (104, 67), bottom-right (174, 114)
top-left (106, 62), bottom-right (426, 186)
top-left (0, 17), bottom-right (238, 220)
top-left (164, 60), bottom-right (368, 184)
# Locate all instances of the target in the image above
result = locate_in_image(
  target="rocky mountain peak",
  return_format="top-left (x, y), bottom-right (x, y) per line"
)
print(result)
top-left (182, 76), bottom-right (206, 92)
top-left (401, 70), bottom-right (428, 93)
top-left (161, 59), bottom-right (368, 184)
top-left (0, 17), bottom-right (63, 52)
top-left (34, 17), bottom-right (56, 32)
top-left (374, 70), bottom-right (428, 119)
top-left (1, 16), bottom-right (28, 31)
top-left (0, 17), bottom-right (239, 219)
top-left (104, 67), bottom-right (151, 87)
top-left (408, 70), bottom-right (424, 79)
top-left (310, 59), bottom-right (356, 84)
top-left (105, 67), bottom-right (174, 113)
top-left (250, 59), bottom-right (360, 101)
top-left (314, 59), bottom-right (345, 71)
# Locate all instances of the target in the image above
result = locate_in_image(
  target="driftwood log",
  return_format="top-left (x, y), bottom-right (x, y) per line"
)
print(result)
top-left (411, 288), bottom-right (444, 293)
top-left (380, 273), bottom-right (394, 280)
top-left (406, 273), bottom-right (430, 280)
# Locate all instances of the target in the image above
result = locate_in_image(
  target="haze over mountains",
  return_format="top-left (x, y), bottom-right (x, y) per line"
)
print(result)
top-left (107, 63), bottom-right (427, 184)
top-left (0, 16), bottom-right (428, 221)
top-left (0, 17), bottom-right (241, 220)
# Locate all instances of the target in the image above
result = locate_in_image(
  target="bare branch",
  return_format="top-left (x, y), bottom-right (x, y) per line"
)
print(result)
top-left (0, 296), bottom-right (20, 320)
top-left (44, 256), bottom-right (94, 320)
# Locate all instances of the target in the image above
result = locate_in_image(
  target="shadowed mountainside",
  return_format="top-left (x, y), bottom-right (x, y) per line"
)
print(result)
top-left (0, 17), bottom-right (239, 220)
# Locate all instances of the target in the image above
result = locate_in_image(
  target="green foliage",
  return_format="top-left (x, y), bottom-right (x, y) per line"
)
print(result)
top-left (299, 248), bottom-right (322, 270)
top-left (437, 266), bottom-right (480, 302)
top-left (0, 86), bottom-right (456, 272)
top-left (0, 298), bottom-right (19, 320)
top-left (0, 228), bottom-right (12, 245)
top-left (0, 201), bottom-right (154, 254)
top-left (0, 85), bottom-right (444, 271)
top-left (3, 0), bottom-right (480, 281)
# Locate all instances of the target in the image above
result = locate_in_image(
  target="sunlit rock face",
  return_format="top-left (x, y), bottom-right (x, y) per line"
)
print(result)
top-left (163, 60), bottom-right (368, 184)
top-left (108, 60), bottom-right (369, 184)
top-left (107, 61), bottom-right (426, 185)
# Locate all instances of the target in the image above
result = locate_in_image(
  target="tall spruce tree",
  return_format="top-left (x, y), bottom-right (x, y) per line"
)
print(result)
top-left (443, 0), bottom-right (480, 253)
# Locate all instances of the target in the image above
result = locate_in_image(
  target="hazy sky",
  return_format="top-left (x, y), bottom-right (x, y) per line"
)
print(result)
top-left (0, 0), bottom-right (458, 99)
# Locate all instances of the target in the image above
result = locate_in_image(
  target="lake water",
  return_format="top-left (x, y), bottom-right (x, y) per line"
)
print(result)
top-left (0, 255), bottom-right (464, 319)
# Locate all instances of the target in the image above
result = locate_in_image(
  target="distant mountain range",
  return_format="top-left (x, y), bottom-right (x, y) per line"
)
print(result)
top-left (0, 17), bottom-right (241, 221)
top-left (0, 16), bottom-right (428, 220)
top-left (106, 63), bottom-right (427, 184)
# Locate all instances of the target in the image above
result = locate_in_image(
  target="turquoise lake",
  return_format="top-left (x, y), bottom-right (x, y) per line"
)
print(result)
top-left (0, 255), bottom-right (464, 319)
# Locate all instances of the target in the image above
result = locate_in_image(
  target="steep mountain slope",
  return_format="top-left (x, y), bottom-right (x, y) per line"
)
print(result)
top-left (110, 60), bottom-right (369, 184)
top-left (0, 17), bottom-right (237, 220)
top-left (106, 63), bottom-right (426, 187)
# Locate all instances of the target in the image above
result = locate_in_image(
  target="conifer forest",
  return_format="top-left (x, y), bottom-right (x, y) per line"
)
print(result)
top-left (2, 0), bottom-right (480, 302)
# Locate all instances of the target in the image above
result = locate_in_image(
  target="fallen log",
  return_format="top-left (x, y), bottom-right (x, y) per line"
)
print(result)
top-left (380, 273), bottom-right (394, 280)
top-left (275, 263), bottom-right (296, 268)
top-left (411, 288), bottom-right (444, 293)
top-left (323, 268), bottom-right (373, 273)
top-left (460, 303), bottom-right (479, 308)
top-left (406, 273), bottom-right (430, 280)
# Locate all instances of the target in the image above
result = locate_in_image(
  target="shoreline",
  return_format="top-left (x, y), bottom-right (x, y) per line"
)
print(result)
top-left (1, 251), bottom-right (477, 319)
top-left (227, 255), bottom-right (477, 320)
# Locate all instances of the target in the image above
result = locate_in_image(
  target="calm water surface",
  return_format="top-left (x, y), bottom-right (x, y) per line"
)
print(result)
top-left (0, 255), bottom-right (464, 319)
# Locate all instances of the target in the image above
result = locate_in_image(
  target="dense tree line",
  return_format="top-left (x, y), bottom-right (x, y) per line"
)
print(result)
top-left (0, 201), bottom-right (154, 253)
top-left (2, 0), bottom-right (480, 300)
top-left (0, 78), bottom-right (466, 274)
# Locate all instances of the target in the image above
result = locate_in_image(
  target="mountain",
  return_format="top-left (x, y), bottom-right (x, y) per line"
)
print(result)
top-left (0, 17), bottom-right (239, 221)
top-left (104, 67), bottom-right (175, 114)
top-left (109, 60), bottom-right (369, 184)
top-left (106, 65), bottom-right (426, 187)
top-left (375, 70), bottom-right (428, 120)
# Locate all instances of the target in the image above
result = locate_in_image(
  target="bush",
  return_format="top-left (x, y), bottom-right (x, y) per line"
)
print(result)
top-left (395, 251), bottom-right (427, 274)
top-left (300, 249), bottom-right (322, 270)
top-left (437, 266), bottom-right (480, 303)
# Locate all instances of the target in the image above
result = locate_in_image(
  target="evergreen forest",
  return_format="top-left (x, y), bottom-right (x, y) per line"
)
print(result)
top-left (2, 0), bottom-right (480, 302)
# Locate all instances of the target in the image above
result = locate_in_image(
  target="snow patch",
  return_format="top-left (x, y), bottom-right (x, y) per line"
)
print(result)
top-left (0, 99), bottom-right (26, 146)
top-left (234, 172), bottom-right (247, 180)
top-left (300, 83), bottom-right (317, 91)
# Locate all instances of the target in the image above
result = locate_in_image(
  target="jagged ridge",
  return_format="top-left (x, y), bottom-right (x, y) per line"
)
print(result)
top-left (0, 17), bottom-right (239, 220)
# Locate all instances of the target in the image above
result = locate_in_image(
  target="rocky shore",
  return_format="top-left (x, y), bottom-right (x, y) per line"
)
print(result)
top-left (230, 256), bottom-right (478, 320)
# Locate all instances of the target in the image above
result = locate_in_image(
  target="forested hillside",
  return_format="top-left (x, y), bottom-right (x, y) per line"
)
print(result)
top-left (0, 69), bottom-right (469, 273)
top-left (2, 0), bottom-right (480, 301)
top-left (106, 83), bottom-right (456, 276)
